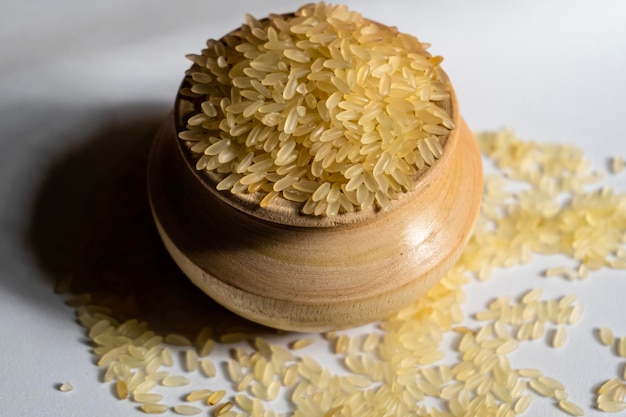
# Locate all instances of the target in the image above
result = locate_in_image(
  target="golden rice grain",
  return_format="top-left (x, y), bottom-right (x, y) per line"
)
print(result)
top-left (552, 327), bottom-right (567, 348)
top-left (139, 403), bottom-right (168, 414)
top-left (186, 389), bottom-right (212, 402)
top-left (173, 405), bottom-right (203, 415)
top-left (199, 339), bottom-right (215, 358)
top-left (164, 334), bottom-right (192, 347)
top-left (282, 365), bottom-right (299, 387)
top-left (558, 294), bottom-right (577, 309)
top-left (89, 320), bottom-right (112, 339)
top-left (134, 393), bottom-right (163, 404)
top-left (161, 348), bottom-right (174, 367)
top-left (558, 399), bottom-right (585, 416)
top-left (521, 288), bottom-right (543, 304)
top-left (234, 394), bottom-right (253, 412)
top-left (615, 384), bottom-right (626, 402)
top-left (531, 321), bottom-right (545, 340)
top-left (601, 401), bottom-right (626, 413)
top-left (220, 333), bottom-right (248, 344)
top-left (568, 304), bottom-right (584, 324)
top-left (207, 390), bottom-right (226, 406)
top-left (97, 347), bottom-right (123, 366)
top-left (133, 380), bottom-right (157, 395)
top-left (496, 339), bottom-right (519, 355)
top-left (289, 337), bottom-right (315, 350)
top-left (600, 327), bottom-right (615, 346)
top-left (145, 357), bottom-right (162, 375)
top-left (540, 376), bottom-right (566, 392)
top-left (215, 401), bottom-right (234, 416)
top-left (185, 350), bottom-right (199, 372)
top-left (529, 378), bottom-right (553, 397)
top-left (114, 380), bottom-right (128, 400)
top-left (146, 371), bottom-right (168, 383)
top-left (200, 359), bottom-right (217, 378)
top-left (610, 156), bottom-right (625, 174)
top-left (333, 335), bottom-right (349, 354)
top-left (226, 359), bottom-right (243, 383)
top-left (544, 266), bottom-right (571, 278)
top-left (617, 337), bottom-right (626, 358)
top-left (599, 379), bottom-right (623, 395)
top-left (162, 376), bottom-right (190, 387)
top-left (249, 382), bottom-right (266, 400)
top-left (58, 382), bottom-right (73, 392)
top-left (554, 389), bottom-right (569, 401)
top-left (235, 373), bottom-right (254, 392)
top-left (513, 394), bottom-right (533, 414)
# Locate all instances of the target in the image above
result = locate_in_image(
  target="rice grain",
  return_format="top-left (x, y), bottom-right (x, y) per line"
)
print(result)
top-left (552, 327), bottom-right (567, 348)
top-left (289, 337), bottom-right (315, 350)
top-left (600, 327), bottom-right (615, 346)
top-left (162, 376), bottom-right (190, 387)
top-left (173, 405), bottom-right (203, 415)
top-left (207, 390), bottom-right (226, 406)
top-left (140, 404), bottom-right (168, 414)
top-left (558, 400), bottom-right (585, 416)
top-left (134, 393), bottom-right (163, 404)
top-left (58, 382), bottom-right (73, 392)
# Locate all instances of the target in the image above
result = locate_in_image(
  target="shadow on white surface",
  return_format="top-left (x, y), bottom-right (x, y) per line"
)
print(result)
top-left (25, 103), bottom-right (280, 338)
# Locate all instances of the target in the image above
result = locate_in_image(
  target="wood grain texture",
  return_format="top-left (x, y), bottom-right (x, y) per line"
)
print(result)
top-left (147, 93), bottom-right (483, 331)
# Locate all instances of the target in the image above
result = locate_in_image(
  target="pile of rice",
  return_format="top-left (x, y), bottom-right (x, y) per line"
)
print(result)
top-left (57, 127), bottom-right (626, 416)
top-left (178, 2), bottom-right (453, 216)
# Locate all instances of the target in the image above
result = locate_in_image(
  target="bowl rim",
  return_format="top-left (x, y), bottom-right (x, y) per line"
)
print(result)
top-left (172, 18), bottom-right (459, 228)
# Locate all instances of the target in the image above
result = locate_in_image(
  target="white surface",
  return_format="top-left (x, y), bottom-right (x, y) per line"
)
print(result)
top-left (1, 1), bottom-right (625, 416)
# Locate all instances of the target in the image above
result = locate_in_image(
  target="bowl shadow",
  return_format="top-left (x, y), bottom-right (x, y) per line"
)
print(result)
top-left (27, 103), bottom-right (279, 340)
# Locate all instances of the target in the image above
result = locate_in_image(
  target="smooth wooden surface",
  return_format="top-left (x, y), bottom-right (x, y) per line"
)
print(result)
top-left (147, 106), bottom-right (483, 332)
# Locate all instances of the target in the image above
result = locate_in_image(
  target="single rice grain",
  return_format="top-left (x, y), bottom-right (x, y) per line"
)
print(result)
top-left (140, 404), bottom-right (168, 414)
top-left (559, 400), bottom-right (585, 416)
top-left (173, 405), bottom-right (203, 415)
top-left (599, 327), bottom-right (615, 346)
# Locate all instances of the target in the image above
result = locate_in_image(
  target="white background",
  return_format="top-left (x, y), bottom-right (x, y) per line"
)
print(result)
top-left (1, 1), bottom-right (625, 416)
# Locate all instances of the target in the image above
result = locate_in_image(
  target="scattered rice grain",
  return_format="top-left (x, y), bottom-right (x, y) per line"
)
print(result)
top-left (513, 394), bottom-right (533, 414)
top-left (186, 389), bottom-right (212, 402)
top-left (58, 382), bottom-right (73, 392)
top-left (134, 393), bottom-right (163, 404)
top-left (552, 327), bottom-right (567, 348)
top-left (140, 404), bottom-right (168, 414)
top-left (200, 359), bottom-right (217, 378)
top-left (289, 337), bottom-right (315, 350)
top-left (207, 390), bottom-right (226, 405)
top-left (558, 399), bottom-right (585, 416)
top-left (115, 380), bottom-right (128, 400)
top-left (598, 399), bottom-right (626, 413)
top-left (173, 405), bottom-right (203, 415)
top-left (220, 333), bottom-right (248, 344)
top-left (162, 376), bottom-right (190, 387)
top-left (165, 334), bottom-right (192, 347)
top-left (599, 327), bottom-right (615, 346)
top-left (215, 401), bottom-right (234, 416)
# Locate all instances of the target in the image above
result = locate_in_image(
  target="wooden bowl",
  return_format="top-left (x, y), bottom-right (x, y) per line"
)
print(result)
top-left (147, 90), bottom-right (482, 332)
top-left (147, 17), bottom-right (483, 332)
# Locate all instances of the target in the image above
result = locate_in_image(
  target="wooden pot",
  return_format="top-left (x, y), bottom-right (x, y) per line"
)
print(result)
top-left (147, 76), bottom-right (483, 331)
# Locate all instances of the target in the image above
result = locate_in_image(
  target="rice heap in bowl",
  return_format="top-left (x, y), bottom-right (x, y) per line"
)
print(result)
top-left (178, 2), bottom-right (454, 218)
